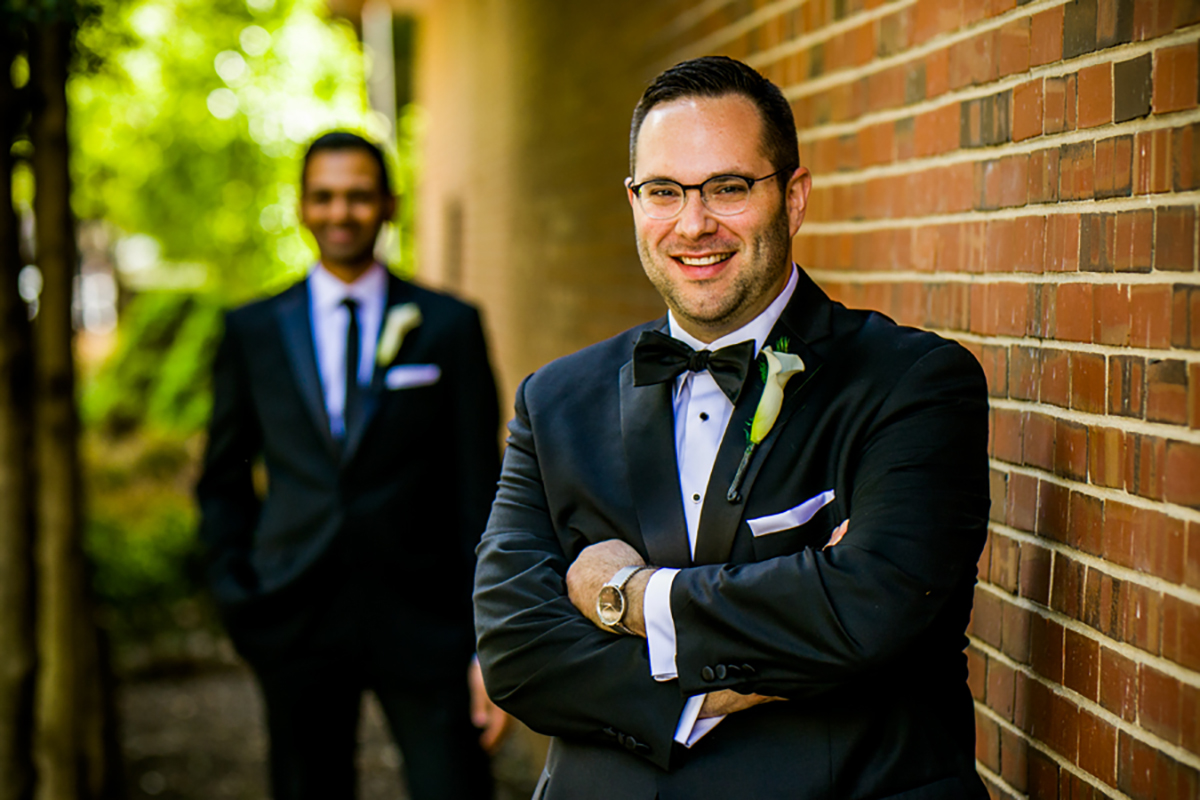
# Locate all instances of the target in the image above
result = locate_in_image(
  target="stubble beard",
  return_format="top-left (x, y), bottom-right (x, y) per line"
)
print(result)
top-left (638, 205), bottom-right (793, 335)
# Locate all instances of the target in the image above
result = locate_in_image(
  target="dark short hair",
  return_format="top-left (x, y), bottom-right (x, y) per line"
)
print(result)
top-left (301, 131), bottom-right (392, 196)
top-left (629, 56), bottom-right (799, 181)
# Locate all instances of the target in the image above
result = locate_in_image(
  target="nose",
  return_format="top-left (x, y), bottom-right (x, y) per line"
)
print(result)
top-left (674, 188), bottom-right (718, 239)
top-left (328, 195), bottom-right (351, 221)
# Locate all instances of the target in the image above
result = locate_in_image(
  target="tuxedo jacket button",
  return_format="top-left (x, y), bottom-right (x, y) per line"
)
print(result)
top-left (623, 736), bottom-right (639, 751)
top-left (603, 727), bottom-right (617, 738)
top-left (741, 663), bottom-right (755, 675)
top-left (715, 664), bottom-right (727, 680)
top-left (700, 666), bottom-right (715, 682)
top-left (725, 664), bottom-right (741, 677)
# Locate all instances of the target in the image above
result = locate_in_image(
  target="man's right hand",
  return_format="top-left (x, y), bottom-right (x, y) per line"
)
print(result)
top-left (698, 689), bottom-right (785, 719)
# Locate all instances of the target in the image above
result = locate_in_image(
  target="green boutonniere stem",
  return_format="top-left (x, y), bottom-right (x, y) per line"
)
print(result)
top-left (726, 442), bottom-right (757, 503)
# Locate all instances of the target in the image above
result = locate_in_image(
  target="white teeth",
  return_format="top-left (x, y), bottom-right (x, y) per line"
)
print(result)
top-left (678, 254), bottom-right (729, 266)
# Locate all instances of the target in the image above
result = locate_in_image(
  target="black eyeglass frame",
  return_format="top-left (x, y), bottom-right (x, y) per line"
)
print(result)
top-left (626, 169), bottom-right (786, 218)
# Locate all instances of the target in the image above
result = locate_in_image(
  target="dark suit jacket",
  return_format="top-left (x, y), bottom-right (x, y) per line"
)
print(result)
top-left (198, 272), bottom-right (499, 675)
top-left (474, 270), bottom-right (991, 800)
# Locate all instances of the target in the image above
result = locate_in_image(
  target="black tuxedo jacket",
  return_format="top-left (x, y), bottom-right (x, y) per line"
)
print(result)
top-left (197, 272), bottom-right (499, 674)
top-left (474, 270), bottom-right (991, 799)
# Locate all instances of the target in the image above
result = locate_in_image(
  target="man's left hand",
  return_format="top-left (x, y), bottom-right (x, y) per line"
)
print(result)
top-left (566, 539), bottom-right (650, 636)
top-left (468, 657), bottom-right (512, 754)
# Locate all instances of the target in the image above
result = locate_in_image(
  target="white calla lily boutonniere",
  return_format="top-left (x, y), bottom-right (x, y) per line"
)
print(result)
top-left (727, 341), bottom-right (805, 502)
top-left (376, 303), bottom-right (422, 366)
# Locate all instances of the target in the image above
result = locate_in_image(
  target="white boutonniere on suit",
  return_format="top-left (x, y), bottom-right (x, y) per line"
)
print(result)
top-left (376, 303), bottom-right (422, 366)
top-left (727, 341), bottom-right (805, 502)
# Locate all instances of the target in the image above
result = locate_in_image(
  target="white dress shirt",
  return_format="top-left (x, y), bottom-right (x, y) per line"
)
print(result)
top-left (643, 265), bottom-right (799, 747)
top-left (309, 262), bottom-right (387, 438)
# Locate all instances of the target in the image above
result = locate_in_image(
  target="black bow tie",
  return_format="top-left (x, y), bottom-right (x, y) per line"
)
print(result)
top-left (632, 329), bottom-right (755, 403)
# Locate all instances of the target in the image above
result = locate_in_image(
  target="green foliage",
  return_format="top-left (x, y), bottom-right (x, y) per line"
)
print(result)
top-left (69, 0), bottom-right (381, 300)
top-left (83, 290), bottom-right (224, 436)
top-left (82, 430), bottom-right (210, 648)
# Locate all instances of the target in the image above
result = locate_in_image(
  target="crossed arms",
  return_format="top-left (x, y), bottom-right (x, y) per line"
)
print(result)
top-left (473, 341), bottom-right (990, 770)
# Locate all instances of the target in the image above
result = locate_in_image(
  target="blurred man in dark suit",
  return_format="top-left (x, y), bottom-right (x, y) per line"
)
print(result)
top-left (198, 131), bottom-right (506, 800)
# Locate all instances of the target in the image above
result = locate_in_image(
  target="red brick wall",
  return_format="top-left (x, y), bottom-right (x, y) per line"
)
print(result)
top-left (415, 2), bottom-right (1198, 794)
top-left (656, 1), bottom-right (1200, 797)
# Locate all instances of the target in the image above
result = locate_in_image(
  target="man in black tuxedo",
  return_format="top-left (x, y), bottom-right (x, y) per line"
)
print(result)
top-left (473, 57), bottom-right (991, 799)
top-left (198, 132), bottom-right (505, 799)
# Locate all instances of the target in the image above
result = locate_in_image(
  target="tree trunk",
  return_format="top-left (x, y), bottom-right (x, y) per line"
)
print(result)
top-left (0, 32), bottom-right (38, 800)
top-left (28, 20), bottom-right (117, 800)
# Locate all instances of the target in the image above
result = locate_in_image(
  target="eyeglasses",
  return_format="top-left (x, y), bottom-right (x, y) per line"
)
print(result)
top-left (627, 170), bottom-right (784, 220)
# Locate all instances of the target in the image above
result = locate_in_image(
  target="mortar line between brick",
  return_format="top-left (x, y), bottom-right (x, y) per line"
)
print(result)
top-left (670, 0), bottom-right (911, 64)
top-left (988, 397), bottom-right (1200, 445)
top-left (805, 266), bottom-right (1200, 287)
top-left (749, 0), bottom-right (1064, 89)
top-left (991, 459), bottom-right (1200, 524)
top-left (975, 580), bottom-right (1200, 693)
top-left (804, 113), bottom-right (1200, 186)
top-left (973, 762), bottom-right (1027, 800)
top-left (971, 632), bottom-right (1200, 774)
top-left (798, 196), bottom-right (1200, 233)
top-left (787, 25), bottom-right (1200, 137)
top-left (972, 698), bottom-right (1131, 799)
top-left (986, 517), bottom-right (1200, 605)
top-left (933, 330), bottom-right (1200, 365)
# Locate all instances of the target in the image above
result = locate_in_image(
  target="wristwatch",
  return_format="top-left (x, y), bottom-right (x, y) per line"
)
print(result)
top-left (597, 565), bottom-right (651, 635)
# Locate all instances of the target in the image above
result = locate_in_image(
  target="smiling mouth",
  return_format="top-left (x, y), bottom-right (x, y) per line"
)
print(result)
top-left (676, 253), bottom-right (733, 267)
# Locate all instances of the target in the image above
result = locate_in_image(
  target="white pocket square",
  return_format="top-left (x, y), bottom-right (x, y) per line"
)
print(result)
top-left (385, 364), bottom-right (441, 390)
top-left (747, 490), bottom-right (836, 537)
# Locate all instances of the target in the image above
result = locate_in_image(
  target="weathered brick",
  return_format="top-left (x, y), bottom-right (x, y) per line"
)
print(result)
top-left (1153, 42), bottom-right (1200, 114)
top-left (1042, 348), bottom-right (1071, 407)
top-left (1083, 564), bottom-right (1123, 638)
top-left (1097, 0), bottom-right (1135, 48)
top-left (972, 585), bottom-right (1004, 648)
top-left (1129, 284), bottom-right (1172, 348)
top-left (1140, 666), bottom-right (1182, 745)
top-left (1060, 140), bottom-right (1095, 200)
top-left (1125, 433), bottom-right (1166, 500)
top-left (1055, 282), bottom-right (1094, 342)
top-left (1094, 283), bottom-right (1131, 344)
top-left (1154, 206), bottom-right (1196, 271)
top-left (1080, 212), bottom-right (1115, 271)
top-left (1095, 135), bottom-right (1133, 199)
top-left (1172, 284), bottom-right (1200, 348)
top-left (998, 19), bottom-right (1030, 78)
top-left (1088, 425), bottom-right (1125, 489)
top-left (1114, 208), bottom-right (1152, 271)
top-left (1063, 0), bottom-right (1099, 59)
top-left (1045, 74), bottom-right (1077, 135)
top-left (1031, 5), bottom-right (1065, 66)
top-left (1165, 440), bottom-right (1200, 508)
top-left (1108, 355), bottom-right (1145, 417)
top-left (1146, 358), bottom-right (1188, 424)
top-left (1114, 53), bottom-right (1153, 122)
top-left (1173, 122), bottom-right (1199, 190)
top-left (967, 644), bottom-right (987, 701)
top-left (987, 657), bottom-right (1017, 723)
top-left (1030, 613), bottom-right (1064, 682)
top-left (1162, 594), bottom-right (1200, 671)
top-left (1069, 351), bottom-right (1106, 413)
top-left (1099, 646), bottom-right (1138, 722)
top-left (1007, 471), bottom-right (1038, 533)
top-left (1070, 490), bottom-right (1104, 555)
top-left (1077, 63), bottom-right (1113, 128)
top-left (976, 712), bottom-right (1001, 772)
top-left (1019, 541), bottom-right (1052, 606)
top-left (1135, 128), bottom-right (1172, 194)
top-left (1078, 708), bottom-right (1117, 786)
top-left (1051, 550), bottom-right (1084, 616)
top-left (1029, 147), bottom-right (1060, 202)
top-left (1121, 582), bottom-right (1162, 653)
top-left (1000, 726), bottom-right (1028, 792)
top-left (1012, 79), bottom-right (1043, 142)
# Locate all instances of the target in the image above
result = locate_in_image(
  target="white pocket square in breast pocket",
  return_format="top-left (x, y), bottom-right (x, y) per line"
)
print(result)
top-left (747, 489), bottom-right (836, 537)
top-left (385, 364), bottom-right (441, 390)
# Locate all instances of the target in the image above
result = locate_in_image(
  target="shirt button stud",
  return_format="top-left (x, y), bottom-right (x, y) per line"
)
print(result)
top-left (692, 493), bottom-right (701, 502)
top-left (699, 412), bottom-right (709, 421)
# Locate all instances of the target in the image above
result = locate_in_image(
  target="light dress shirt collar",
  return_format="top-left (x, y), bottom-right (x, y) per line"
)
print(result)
top-left (309, 261), bottom-right (388, 321)
top-left (666, 264), bottom-right (799, 357)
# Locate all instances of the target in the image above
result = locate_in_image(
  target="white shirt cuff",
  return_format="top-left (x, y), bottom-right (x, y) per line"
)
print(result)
top-left (644, 567), bottom-right (679, 681)
top-left (673, 695), bottom-right (725, 747)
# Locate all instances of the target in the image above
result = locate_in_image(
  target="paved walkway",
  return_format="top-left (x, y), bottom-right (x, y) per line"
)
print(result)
top-left (118, 666), bottom-right (541, 799)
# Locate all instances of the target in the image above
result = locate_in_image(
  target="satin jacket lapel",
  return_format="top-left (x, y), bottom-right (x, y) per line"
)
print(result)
top-left (342, 274), bottom-right (414, 464)
top-left (275, 281), bottom-right (338, 460)
top-left (619, 359), bottom-right (691, 569)
top-left (691, 270), bottom-right (835, 565)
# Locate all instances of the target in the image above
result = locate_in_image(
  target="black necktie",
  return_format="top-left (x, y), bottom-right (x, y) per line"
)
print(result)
top-left (632, 329), bottom-right (755, 403)
top-left (342, 298), bottom-right (361, 437)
